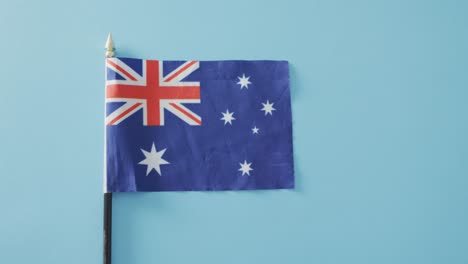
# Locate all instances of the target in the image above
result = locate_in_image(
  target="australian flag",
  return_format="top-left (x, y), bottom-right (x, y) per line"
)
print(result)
top-left (105, 57), bottom-right (294, 192)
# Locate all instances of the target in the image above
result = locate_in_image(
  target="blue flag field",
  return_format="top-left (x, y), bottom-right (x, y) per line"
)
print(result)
top-left (105, 57), bottom-right (293, 192)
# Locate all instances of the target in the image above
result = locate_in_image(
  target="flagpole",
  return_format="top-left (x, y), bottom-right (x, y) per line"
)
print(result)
top-left (103, 192), bottom-right (112, 264)
top-left (104, 33), bottom-right (115, 264)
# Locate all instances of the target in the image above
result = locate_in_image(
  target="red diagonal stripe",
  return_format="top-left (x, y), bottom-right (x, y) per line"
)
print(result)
top-left (169, 103), bottom-right (202, 125)
top-left (108, 103), bottom-right (142, 125)
top-left (107, 60), bottom-right (138, 81)
top-left (164, 61), bottom-right (197, 82)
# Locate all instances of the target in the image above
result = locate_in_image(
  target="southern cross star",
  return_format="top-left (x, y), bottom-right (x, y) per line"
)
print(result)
top-left (138, 142), bottom-right (170, 176)
top-left (261, 100), bottom-right (276, 115)
top-left (239, 160), bottom-right (253, 176)
top-left (237, 74), bottom-right (252, 89)
top-left (252, 126), bottom-right (260, 134)
top-left (221, 109), bottom-right (236, 125)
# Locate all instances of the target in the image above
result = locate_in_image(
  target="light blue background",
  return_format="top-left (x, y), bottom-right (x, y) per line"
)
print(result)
top-left (1, 0), bottom-right (467, 263)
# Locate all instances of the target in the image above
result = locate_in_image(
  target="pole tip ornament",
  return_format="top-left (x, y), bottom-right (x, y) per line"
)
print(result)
top-left (105, 33), bottom-right (115, 58)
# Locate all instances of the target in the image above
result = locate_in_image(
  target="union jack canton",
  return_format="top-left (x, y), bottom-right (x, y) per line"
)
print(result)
top-left (106, 59), bottom-right (201, 126)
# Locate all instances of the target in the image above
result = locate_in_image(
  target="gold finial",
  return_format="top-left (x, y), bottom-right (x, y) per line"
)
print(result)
top-left (105, 33), bottom-right (115, 58)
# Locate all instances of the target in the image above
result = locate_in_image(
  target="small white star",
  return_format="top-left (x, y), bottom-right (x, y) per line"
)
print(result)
top-left (237, 74), bottom-right (252, 89)
top-left (138, 142), bottom-right (170, 176)
top-left (261, 100), bottom-right (276, 115)
top-left (238, 160), bottom-right (253, 176)
top-left (252, 126), bottom-right (260, 134)
top-left (221, 109), bottom-right (236, 125)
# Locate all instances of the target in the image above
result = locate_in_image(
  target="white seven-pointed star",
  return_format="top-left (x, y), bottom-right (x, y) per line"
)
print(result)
top-left (221, 109), bottom-right (236, 125)
top-left (252, 126), bottom-right (260, 134)
top-left (138, 142), bottom-right (170, 176)
top-left (237, 74), bottom-right (252, 89)
top-left (261, 100), bottom-right (276, 115)
top-left (239, 160), bottom-right (253, 176)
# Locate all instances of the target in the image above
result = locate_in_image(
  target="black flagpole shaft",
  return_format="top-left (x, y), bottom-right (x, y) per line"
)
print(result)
top-left (104, 33), bottom-right (114, 264)
top-left (104, 192), bottom-right (112, 264)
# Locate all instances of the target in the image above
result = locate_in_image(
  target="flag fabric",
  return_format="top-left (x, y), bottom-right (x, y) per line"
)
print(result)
top-left (105, 57), bottom-right (294, 192)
